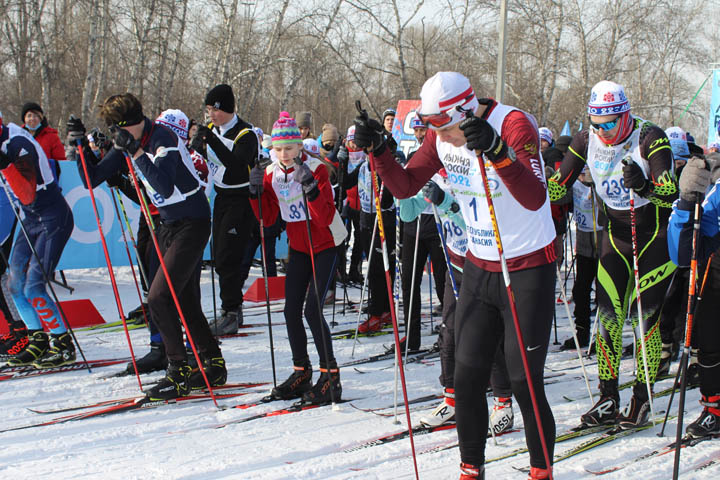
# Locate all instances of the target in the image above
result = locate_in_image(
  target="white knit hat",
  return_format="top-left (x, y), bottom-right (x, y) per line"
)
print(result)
top-left (587, 81), bottom-right (630, 116)
top-left (539, 127), bottom-right (553, 145)
top-left (665, 126), bottom-right (690, 159)
top-left (303, 138), bottom-right (320, 157)
top-left (418, 72), bottom-right (479, 129)
top-left (156, 109), bottom-right (190, 140)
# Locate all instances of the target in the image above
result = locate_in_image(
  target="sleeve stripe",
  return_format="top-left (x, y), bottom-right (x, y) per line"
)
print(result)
top-left (568, 146), bottom-right (586, 162)
top-left (648, 144), bottom-right (672, 158)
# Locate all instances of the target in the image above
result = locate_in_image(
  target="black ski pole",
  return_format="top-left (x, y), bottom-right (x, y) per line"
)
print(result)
top-left (0, 177), bottom-right (91, 371)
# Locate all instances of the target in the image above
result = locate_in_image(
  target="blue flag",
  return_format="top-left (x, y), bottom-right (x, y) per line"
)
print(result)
top-left (560, 121), bottom-right (571, 137)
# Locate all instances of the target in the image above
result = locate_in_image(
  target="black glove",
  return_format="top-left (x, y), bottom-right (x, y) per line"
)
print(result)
top-left (0, 150), bottom-right (10, 169)
top-left (621, 159), bottom-right (648, 193)
top-left (353, 115), bottom-right (385, 154)
top-left (67, 115), bottom-right (87, 147)
top-left (295, 162), bottom-right (319, 201)
top-left (422, 180), bottom-right (445, 206)
top-left (337, 146), bottom-right (349, 171)
top-left (106, 172), bottom-right (124, 189)
top-left (459, 117), bottom-right (508, 162)
top-left (190, 125), bottom-right (212, 151)
top-left (679, 157), bottom-right (710, 202)
top-left (112, 128), bottom-right (142, 156)
top-left (249, 165), bottom-right (265, 197)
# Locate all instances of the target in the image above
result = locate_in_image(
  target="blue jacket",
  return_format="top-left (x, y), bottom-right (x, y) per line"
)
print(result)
top-left (667, 181), bottom-right (720, 267)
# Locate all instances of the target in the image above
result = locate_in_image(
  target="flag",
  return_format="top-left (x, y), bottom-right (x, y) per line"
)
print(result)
top-left (560, 121), bottom-right (571, 137)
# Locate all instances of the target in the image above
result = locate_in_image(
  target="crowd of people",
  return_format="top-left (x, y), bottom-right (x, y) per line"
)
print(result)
top-left (0, 72), bottom-right (719, 479)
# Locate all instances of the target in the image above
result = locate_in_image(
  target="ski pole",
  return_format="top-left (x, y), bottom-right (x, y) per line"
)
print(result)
top-left (672, 199), bottom-right (704, 479)
top-left (350, 215), bottom-right (377, 357)
top-left (392, 200), bottom-right (403, 424)
top-left (0, 176), bottom-right (91, 372)
top-left (121, 152), bottom-right (220, 408)
top-left (660, 253), bottom-right (712, 437)
top-left (357, 100), bottom-right (419, 480)
top-left (110, 188), bottom-right (150, 327)
top-left (623, 157), bottom-right (657, 423)
top-left (403, 219), bottom-right (421, 363)
top-left (428, 256), bottom-right (434, 332)
top-left (587, 308), bottom-right (600, 358)
top-left (457, 105), bottom-right (554, 479)
top-left (556, 263), bottom-right (595, 407)
top-left (113, 188), bottom-right (151, 295)
top-left (296, 156), bottom-right (339, 409)
top-left (209, 235), bottom-right (218, 327)
top-left (254, 160), bottom-right (278, 388)
top-left (431, 204), bottom-right (459, 300)
top-left (75, 142), bottom-right (143, 388)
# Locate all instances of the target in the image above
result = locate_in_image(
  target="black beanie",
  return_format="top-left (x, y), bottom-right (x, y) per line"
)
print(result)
top-left (21, 102), bottom-right (43, 121)
top-left (205, 84), bottom-right (235, 113)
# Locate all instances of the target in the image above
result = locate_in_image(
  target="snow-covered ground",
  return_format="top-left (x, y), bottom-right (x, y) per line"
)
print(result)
top-left (0, 265), bottom-right (715, 479)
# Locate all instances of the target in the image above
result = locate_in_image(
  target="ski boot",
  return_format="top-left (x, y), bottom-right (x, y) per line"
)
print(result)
top-left (189, 355), bottom-right (227, 390)
top-left (34, 332), bottom-right (76, 368)
top-left (210, 306), bottom-right (242, 336)
top-left (0, 321), bottom-right (28, 360)
top-left (489, 396), bottom-right (514, 435)
top-left (528, 467), bottom-right (553, 479)
top-left (268, 360), bottom-right (313, 400)
top-left (687, 350), bottom-right (701, 387)
top-left (301, 361), bottom-right (341, 405)
top-left (358, 314), bottom-right (385, 334)
top-left (580, 380), bottom-right (619, 426)
top-left (657, 342), bottom-right (673, 377)
top-left (126, 342), bottom-right (167, 374)
top-left (348, 268), bottom-right (363, 285)
top-left (559, 326), bottom-right (589, 351)
top-left (7, 330), bottom-right (49, 367)
top-left (617, 384), bottom-right (652, 429)
top-left (687, 395), bottom-right (720, 437)
top-left (420, 388), bottom-right (455, 427)
top-left (144, 360), bottom-right (192, 400)
top-left (127, 303), bottom-right (149, 324)
top-left (459, 463), bottom-right (484, 479)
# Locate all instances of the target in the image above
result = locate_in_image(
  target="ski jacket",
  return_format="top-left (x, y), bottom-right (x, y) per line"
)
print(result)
top-left (204, 115), bottom-right (257, 194)
top-left (372, 99), bottom-right (556, 273)
top-left (26, 124), bottom-right (66, 163)
top-left (250, 152), bottom-right (347, 255)
top-left (668, 180), bottom-right (720, 267)
top-left (548, 118), bottom-right (677, 238)
top-left (78, 118), bottom-right (209, 222)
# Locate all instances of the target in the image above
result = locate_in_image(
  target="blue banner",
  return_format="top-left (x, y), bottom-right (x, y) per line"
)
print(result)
top-left (708, 69), bottom-right (720, 146)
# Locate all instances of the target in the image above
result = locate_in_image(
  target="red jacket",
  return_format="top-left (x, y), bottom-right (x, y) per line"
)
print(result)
top-left (26, 125), bottom-right (66, 161)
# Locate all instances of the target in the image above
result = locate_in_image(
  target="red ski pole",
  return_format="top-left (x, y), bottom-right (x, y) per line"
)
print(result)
top-left (121, 152), bottom-right (219, 408)
top-left (458, 106), bottom-right (554, 479)
top-left (75, 141), bottom-right (143, 389)
top-left (356, 101), bottom-right (420, 480)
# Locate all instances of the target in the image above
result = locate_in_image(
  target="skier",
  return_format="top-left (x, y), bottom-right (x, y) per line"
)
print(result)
top-left (249, 112), bottom-right (347, 405)
top-left (71, 93), bottom-right (226, 399)
top-left (355, 71), bottom-right (557, 480)
top-left (547, 80), bottom-right (678, 428)
top-left (667, 150), bottom-right (720, 437)
top-left (0, 110), bottom-right (76, 368)
top-left (191, 84), bottom-right (258, 335)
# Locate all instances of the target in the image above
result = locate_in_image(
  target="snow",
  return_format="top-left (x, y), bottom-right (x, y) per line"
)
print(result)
top-left (0, 265), bottom-right (715, 479)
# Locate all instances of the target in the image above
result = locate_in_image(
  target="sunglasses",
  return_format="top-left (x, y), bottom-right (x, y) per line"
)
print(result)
top-left (417, 112), bottom-right (451, 128)
top-left (590, 117), bottom-right (620, 131)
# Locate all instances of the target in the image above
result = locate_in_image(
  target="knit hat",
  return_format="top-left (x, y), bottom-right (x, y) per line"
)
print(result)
top-left (555, 135), bottom-right (572, 154)
top-left (665, 126), bottom-right (690, 159)
top-left (271, 112), bottom-right (302, 145)
top-left (295, 111), bottom-right (312, 129)
top-left (321, 123), bottom-right (339, 144)
top-left (709, 142), bottom-right (720, 151)
top-left (21, 102), bottom-right (43, 121)
top-left (410, 114), bottom-right (425, 129)
top-left (346, 125), bottom-right (356, 142)
top-left (261, 134), bottom-right (272, 150)
top-left (156, 109), bottom-right (190, 141)
top-left (587, 81), bottom-right (630, 116)
top-left (253, 126), bottom-right (264, 138)
top-left (419, 72), bottom-right (479, 130)
top-left (539, 127), bottom-right (553, 145)
top-left (303, 138), bottom-right (321, 157)
top-left (383, 108), bottom-right (397, 121)
top-left (204, 84), bottom-right (235, 113)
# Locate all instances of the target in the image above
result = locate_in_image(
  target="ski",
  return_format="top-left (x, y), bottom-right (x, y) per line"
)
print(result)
top-left (216, 331), bottom-right (263, 339)
top-left (27, 382), bottom-right (269, 414)
top-left (2, 390), bottom-right (250, 434)
top-left (686, 449), bottom-right (720, 473)
top-left (0, 358), bottom-right (131, 382)
top-left (349, 393), bottom-right (441, 414)
top-left (342, 422), bottom-right (458, 453)
top-left (339, 347), bottom-right (435, 368)
top-left (584, 433), bottom-right (720, 475)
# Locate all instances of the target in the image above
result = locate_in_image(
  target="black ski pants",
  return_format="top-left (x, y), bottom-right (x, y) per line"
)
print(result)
top-left (454, 261), bottom-right (556, 469)
top-left (137, 214), bottom-right (162, 343)
top-left (363, 211), bottom-right (395, 317)
top-left (148, 218), bottom-right (220, 362)
top-left (213, 192), bottom-right (253, 311)
top-left (0, 219), bottom-right (18, 329)
top-left (284, 246), bottom-right (337, 367)
top-left (659, 267), bottom-right (689, 345)
top-left (694, 259), bottom-right (720, 396)
top-left (572, 253), bottom-right (598, 337)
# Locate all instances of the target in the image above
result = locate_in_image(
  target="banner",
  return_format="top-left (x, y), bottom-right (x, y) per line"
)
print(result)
top-left (391, 99), bottom-right (422, 158)
top-left (708, 69), bottom-right (720, 146)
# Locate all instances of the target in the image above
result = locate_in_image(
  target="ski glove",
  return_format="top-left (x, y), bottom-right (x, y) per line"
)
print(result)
top-left (621, 160), bottom-right (648, 193)
top-left (295, 163), bottom-right (319, 202)
top-left (67, 115), bottom-right (87, 147)
top-left (353, 115), bottom-right (386, 154)
top-left (459, 117), bottom-right (508, 163)
top-left (422, 180), bottom-right (445, 206)
top-left (337, 145), bottom-right (349, 171)
top-left (679, 157), bottom-right (710, 202)
top-left (112, 128), bottom-right (141, 156)
top-left (0, 150), bottom-right (10, 169)
top-left (249, 165), bottom-right (265, 197)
